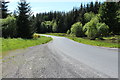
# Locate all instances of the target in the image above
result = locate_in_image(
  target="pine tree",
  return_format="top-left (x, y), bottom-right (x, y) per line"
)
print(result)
top-left (79, 3), bottom-right (85, 25)
top-left (16, 0), bottom-right (33, 39)
top-left (99, 2), bottom-right (119, 34)
top-left (90, 2), bottom-right (94, 12)
top-left (94, 1), bottom-right (99, 14)
top-left (86, 3), bottom-right (90, 12)
top-left (0, 1), bottom-right (2, 18)
top-left (0, 0), bottom-right (9, 18)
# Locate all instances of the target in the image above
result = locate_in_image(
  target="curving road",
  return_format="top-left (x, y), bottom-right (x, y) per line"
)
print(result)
top-left (2, 35), bottom-right (118, 78)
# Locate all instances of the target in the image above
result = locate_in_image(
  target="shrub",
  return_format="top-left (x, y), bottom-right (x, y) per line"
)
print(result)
top-left (84, 20), bottom-right (98, 40)
top-left (96, 23), bottom-right (109, 37)
top-left (40, 22), bottom-right (47, 33)
top-left (33, 33), bottom-right (40, 39)
top-left (66, 30), bottom-right (70, 34)
top-left (52, 21), bottom-right (58, 33)
top-left (41, 21), bottom-right (57, 33)
top-left (83, 15), bottom-right (109, 40)
top-left (1, 16), bottom-right (17, 38)
top-left (84, 12), bottom-right (96, 23)
top-left (70, 22), bottom-right (84, 37)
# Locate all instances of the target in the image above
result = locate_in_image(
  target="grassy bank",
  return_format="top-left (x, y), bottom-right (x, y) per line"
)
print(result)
top-left (46, 33), bottom-right (119, 48)
top-left (68, 37), bottom-right (119, 48)
top-left (1, 36), bottom-right (52, 54)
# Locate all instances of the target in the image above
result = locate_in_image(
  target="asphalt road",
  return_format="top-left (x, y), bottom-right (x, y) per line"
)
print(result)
top-left (2, 35), bottom-right (118, 78)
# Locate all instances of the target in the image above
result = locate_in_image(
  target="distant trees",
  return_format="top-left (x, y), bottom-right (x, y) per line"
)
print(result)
top-left (1, 0), bottom-right (119, 40)
top-left (94, 1), bottom-right (101, 14)
top-left (40, 21), bottom-right (58, 33)
top-left (16, 0), bottom-right (34, 39)
top-left (41, 21), bottom-right (53, 33)
top-left (99, 2), bottom-right (119, 34)
top-left (34, 14), bottom-right (42, 33)
top-left (116, 5), bottom-right (120, 34)
top-left (34, 2), bottom-right (102, 34)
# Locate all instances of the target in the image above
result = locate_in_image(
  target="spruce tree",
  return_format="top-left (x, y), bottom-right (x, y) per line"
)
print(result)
top-left (17, 0), bottom-right (33, 39)
top-left (0, 0), bottom-right (9, 18)
top-left (94, 1), bottom-right (99, 14)
top-left (90, 2), bottom-right (94, 12)
top-left (0, 1), bottom-right (2, 18)
top-left (99, 2), bottom-right (119, 34)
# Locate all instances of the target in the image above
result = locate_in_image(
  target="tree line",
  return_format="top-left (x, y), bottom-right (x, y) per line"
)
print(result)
top-left (0, 0), bottom-right (120, 39)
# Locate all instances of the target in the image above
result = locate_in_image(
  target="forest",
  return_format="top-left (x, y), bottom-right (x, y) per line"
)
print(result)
top-left (0, 0), bottom-right (120, 40)
top-left (1, 0), bottom-right (120, 78)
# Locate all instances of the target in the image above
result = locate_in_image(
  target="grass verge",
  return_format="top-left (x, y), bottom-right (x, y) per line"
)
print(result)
top-left (67, 37), bottom-right (119, 48)
top-left (46, 33), bottom-right (120, 48)
top-left (1, 36), bottom-right (52, 57)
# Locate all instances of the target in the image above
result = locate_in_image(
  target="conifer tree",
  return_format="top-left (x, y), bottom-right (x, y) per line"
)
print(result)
top-left (0, 0), bottom-right (9, 18)
top-left (16, 0), bottom-right (33, 38)
top-left (99, 2), bottom-right (119, 34)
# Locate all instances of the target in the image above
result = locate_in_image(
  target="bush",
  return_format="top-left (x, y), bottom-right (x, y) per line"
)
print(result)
top-left (84, 21), bottom-right (98, 40)
top-left (1, 16), bottom-right (17, 38)
top-left (52, 21), bottom-right (58, 33)
top-left (96, 23), bottom-right (109, 37)
top-left (84, 12), bottom-right (95, 23)
top-left (83, 15), bottom-right (109, 40)
top-left (66, 30), bottom-right (70, 34)
top-left (70, 22), bottom-right (84, 37)
top-left (41, 21), bottom-right (57, 33)
top-left (40, 22), bottom-right (47, 33)
top-left (33, 33), bottom-right (40, 39)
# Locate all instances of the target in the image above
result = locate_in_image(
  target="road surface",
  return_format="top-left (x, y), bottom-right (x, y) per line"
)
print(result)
top-left (2, 35), bottom-right (118, 78)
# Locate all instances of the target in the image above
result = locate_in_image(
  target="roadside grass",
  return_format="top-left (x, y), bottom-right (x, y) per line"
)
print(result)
top-left (46, 33), bottom-right (120, 48)
top-left (68, 37), bottom-right (119, 48)
top-left (46, 33), bottom-right (67, 37)
top-left (0, 38), bottom-right (2, 58)
top-left (1, 36), bottom-right (52, 57)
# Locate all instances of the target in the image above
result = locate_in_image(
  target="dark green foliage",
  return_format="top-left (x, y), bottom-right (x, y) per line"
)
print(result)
top-left (57, 15), bottom-right (66, 33)
top-left (30, 15), bottom-right (37, 34)
top-left (1, 16), bottom-right (17, 38)
top-left (96, 23), bottom-right (109, 37)
top-left (89, 2), bottom-right (94, 12)
top-left (116, 2), bottom-right (120, 34)
top-left (16, 0), bottom-right (33, 39)
top-left (34, 13), bottom-right (42, 33)
top-left (94, 1), bottom-right (100, 14)
top-left (34, 2), bottom-right (102, 34)
top-left (78, 4), bottom-right (86, 25)
top-left (0, 1), bottom-right (9, 18)
top-left (41, 21), bottom-right (53, 33)
top-left (40, 21), bottom-right (57, 33)
top-left (2, 1), bottom-right (119, 41)
top-left (99, 2), bottom-right (119, 34)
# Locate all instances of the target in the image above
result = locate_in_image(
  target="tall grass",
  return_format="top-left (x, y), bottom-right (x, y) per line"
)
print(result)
top-left (2, 36), bottom-right (52, 52)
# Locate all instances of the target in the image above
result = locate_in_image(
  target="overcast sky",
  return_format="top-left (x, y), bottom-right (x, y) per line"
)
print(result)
top-left (6, 0), bottom-right (105, 15)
